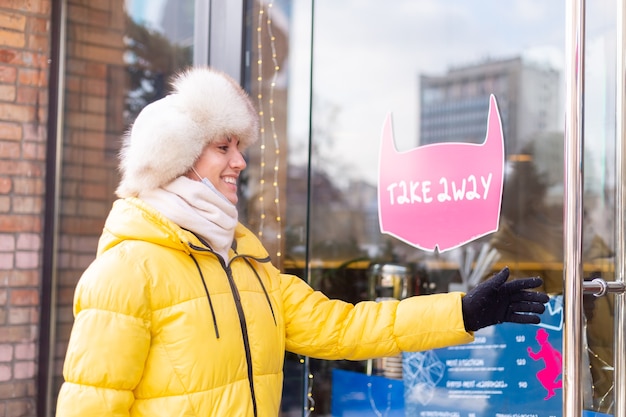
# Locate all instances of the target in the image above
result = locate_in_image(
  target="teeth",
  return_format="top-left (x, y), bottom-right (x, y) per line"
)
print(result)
top-left (224, 177), bottom-right (237, 185)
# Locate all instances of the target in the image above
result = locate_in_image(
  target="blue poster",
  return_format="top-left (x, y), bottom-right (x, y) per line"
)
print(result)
top-left (403, 296), bottom-right (564, 416)
top-left (331, 368), bottom-right (405, 416)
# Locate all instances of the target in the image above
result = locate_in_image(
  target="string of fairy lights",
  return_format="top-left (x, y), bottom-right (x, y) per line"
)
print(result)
top-left (256, 3), bottom-right (314, 414)
top-left (587, 346), bottom-right (613, 411)
top-left (255, 0), bottom-right (283, 262)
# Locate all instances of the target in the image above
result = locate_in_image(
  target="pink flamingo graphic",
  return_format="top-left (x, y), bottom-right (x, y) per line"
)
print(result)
top-left (527, 328), bottom-right (562, 400)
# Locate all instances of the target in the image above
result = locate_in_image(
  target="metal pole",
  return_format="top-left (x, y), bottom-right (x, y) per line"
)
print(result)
top-left (39, 0), bottom-right (67, 415)
top-left (303, 0), bottom-right (315, 414)
top-left (614, 0), bottom-right (626, 415)
top-left (563, 0), bottom-right (585, 416)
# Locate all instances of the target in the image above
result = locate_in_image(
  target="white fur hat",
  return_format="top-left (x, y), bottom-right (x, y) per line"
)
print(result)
top-left (116, 66), bottom-right (259, 198)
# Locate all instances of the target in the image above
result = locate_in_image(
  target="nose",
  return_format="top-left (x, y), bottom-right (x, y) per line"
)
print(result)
top-left (231, 150), bottom-right (247, 170)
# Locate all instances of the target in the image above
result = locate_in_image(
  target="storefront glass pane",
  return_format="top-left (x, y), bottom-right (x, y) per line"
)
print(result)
top-left (245, 0), bottom-right (616, 415)
top-left (51, 0), bottom-right (194, 410)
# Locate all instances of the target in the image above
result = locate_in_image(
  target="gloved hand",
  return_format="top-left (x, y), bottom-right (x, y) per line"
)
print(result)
top-left (462, 266), bottom-right (550, 332)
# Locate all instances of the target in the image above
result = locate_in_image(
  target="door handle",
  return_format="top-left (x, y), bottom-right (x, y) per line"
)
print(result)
top-left (582, 278), bottom-right (626, 297)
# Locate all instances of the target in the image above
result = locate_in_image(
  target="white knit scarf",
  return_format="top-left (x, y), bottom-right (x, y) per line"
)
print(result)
top-left (139, 176), bottom-right (238, 260)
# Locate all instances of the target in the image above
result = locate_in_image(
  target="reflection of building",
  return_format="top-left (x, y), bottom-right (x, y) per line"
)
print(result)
top-left (419, 57), bottom-right (561, 155)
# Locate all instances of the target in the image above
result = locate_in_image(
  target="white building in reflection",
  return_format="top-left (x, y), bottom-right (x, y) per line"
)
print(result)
top-left (419, 56), bottom-right (561, 157)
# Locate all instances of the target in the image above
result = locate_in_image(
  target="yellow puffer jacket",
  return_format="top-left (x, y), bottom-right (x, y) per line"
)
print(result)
top-left (56, 198), bottom-right (473, 417)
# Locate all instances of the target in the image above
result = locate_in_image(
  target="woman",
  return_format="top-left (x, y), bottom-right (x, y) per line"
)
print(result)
top-left (55, 66), bottom-right (549, 417)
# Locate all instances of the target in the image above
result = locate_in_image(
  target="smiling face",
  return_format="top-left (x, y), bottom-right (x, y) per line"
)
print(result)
top-left (188, 136), bottom-right (247, 204)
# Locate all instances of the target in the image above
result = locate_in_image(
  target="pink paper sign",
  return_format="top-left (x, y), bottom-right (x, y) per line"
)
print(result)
top-left (378, 94), bottom-right (504, 252)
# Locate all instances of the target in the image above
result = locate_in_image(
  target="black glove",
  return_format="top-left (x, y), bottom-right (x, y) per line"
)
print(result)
top-left (462, 267), bottom-right (550, 332)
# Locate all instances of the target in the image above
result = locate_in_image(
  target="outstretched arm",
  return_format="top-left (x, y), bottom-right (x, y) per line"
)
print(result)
top-left (280, 274), bottom-right (473, 360)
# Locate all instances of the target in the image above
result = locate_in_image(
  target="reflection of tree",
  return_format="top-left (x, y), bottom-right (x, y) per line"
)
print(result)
top-left (283, 164), bottom-right (367, 261)
top-left (502, 155), bottom-right (549, 227)
top-left (123, 12), bottom-right (192, 124)
top-left (492, 139), bottom-right (612, 288)
top-left (284, 91), bottom-right (439, 265)
top-left (495, 152), bottom-right (564, 274)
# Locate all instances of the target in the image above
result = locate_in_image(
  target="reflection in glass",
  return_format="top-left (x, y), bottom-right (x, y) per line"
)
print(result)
top-left (244, 0), bottom-right (619, 415)
top-left (243, 1), bottom-right (304, 415)
top-left (124, 0), bottom-right (194, 122)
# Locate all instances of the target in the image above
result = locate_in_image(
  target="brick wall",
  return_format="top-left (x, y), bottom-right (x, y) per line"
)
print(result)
top-left (0, 1), bottom-right (51, 416)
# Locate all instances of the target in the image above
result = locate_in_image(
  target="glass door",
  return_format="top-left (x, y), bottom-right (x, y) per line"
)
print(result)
top-left (241, 0), bottom-right (624, 415)
top-left (303, 2), bottom-right (573, 414)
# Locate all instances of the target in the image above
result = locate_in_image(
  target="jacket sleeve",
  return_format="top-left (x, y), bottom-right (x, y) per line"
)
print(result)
top-left (56, 249), bottom-right (152, 417)
top-left (280, 273), bottom-right (473, 361)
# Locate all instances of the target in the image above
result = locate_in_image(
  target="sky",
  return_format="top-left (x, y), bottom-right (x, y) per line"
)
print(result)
top-left (285, 0), bottom-right (615, 186)
top-left (126, 0), bottom-right (168, 32)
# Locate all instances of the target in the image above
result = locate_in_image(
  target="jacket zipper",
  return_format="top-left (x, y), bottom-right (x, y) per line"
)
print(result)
top-left (223, 260), bottom-right (258, 417)
top-left (189, 239), bottom-right (276, 417)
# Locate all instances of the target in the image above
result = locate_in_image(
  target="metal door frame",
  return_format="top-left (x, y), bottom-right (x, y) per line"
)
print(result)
top-left (563, 1), bottom-right (626, 415)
